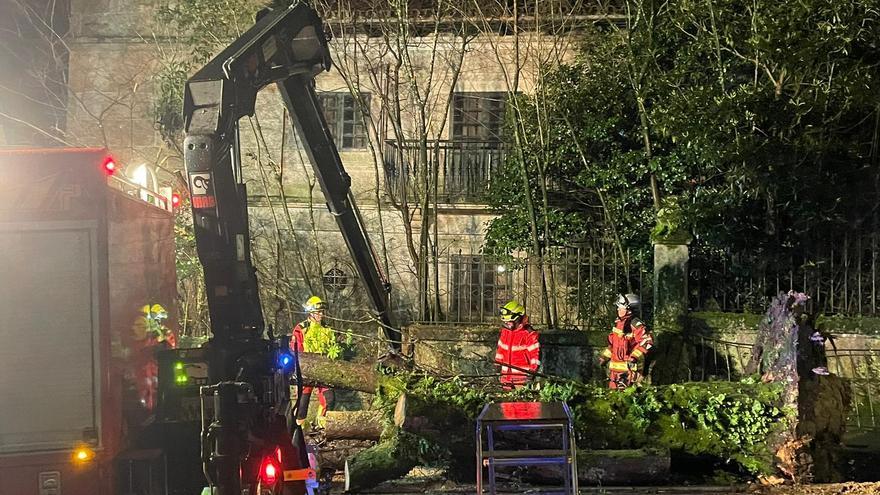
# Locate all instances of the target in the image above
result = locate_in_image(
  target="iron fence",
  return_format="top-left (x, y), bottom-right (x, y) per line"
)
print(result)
top-left (682, 334), bottom-right (880, 431)
top-left (384, 139), bottom-right (506, 204)
top-left (691, 233), bottom-right (880, 317)
top-left (423, 246), bottom-right (649, 329)
top-left (828, 348), bottom-right (880, 431)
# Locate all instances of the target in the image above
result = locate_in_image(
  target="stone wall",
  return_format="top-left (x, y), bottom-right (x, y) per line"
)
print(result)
top-left (403, 313), bottom-right (880, 387)
top-left (405, 323), bottom-right (609, 383)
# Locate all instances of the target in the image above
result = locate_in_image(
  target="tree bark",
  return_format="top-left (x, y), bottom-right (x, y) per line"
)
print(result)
top-left (393, 394), bottom-right (475, 480)
top-left (343, 434), bottom-right (419, 492)
top-left (523, 448), bottom-right (670, 486)
top-left (393, 393), bottom-right (469, 438)
top-left (298, 353), bottom-right (401, 394)
top-left (323, 410), bottom-right (387, 441)
top-left (315, 439), bottom-right (374, 472)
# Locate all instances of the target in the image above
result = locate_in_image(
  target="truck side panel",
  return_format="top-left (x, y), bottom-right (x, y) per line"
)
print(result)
top-left (0, 148), bottom-right (110, 495)
top-left (107, 189), bottom-right (176, 457)
top-left (0, 226), bottom-right (100, 453)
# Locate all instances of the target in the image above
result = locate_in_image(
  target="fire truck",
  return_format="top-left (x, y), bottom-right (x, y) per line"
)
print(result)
top-left (0, 148), bottom-right (178, 495)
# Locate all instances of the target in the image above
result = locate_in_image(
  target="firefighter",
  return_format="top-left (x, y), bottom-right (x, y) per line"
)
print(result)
top-left (599, 293), bottom-right (653, 389)
top-left (290, 295), bottom-right (336, 427)
top-left (494, 300), bottom-right (540, 390)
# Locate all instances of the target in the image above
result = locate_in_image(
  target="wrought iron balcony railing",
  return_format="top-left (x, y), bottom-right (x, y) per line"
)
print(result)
top-left (384, 139), bottom-right (506, 204)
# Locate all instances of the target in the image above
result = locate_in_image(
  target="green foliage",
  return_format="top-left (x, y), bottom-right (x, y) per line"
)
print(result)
top-left (487, 0), bottom-right (880, 263)
top-left (153, 61), bottom-right (190, 140)
top-left (398, 374), bottom-right (789, 476)
top-left (302, 323), bottom-right (354, 360)
top-left (174, 198), bottom-right (201, 280)
top-left (152, 0), bottom-right (262, 139)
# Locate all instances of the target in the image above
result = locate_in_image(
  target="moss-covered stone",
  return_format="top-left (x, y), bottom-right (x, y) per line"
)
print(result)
top-left (816, 314), bottom-right (880, 336)
top-left (688, 311), bottom-right (763, 339)
top-left (688, 311), bottom-right (880, 339)
top-left (653, 243), bottom-right (689, 333)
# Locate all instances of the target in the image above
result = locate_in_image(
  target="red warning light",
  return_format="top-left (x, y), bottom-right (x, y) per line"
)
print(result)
top-left (259, 455), bottom-right (279, 486)
top-left (102, 156), bottom-right (117, 176)
top-left (171, 193), bottom-right (181, 208)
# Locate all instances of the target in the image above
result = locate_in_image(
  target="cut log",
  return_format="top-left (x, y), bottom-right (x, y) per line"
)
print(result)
top-left (522, 448), bottom-right (671, 486)
top-left (323, 410), bottom-right (387, 441)
top-left (344, 434), bottom-right (419, 492)
top-left (297, 353), bottom-right (403, 394)
top-left (393, 393), bottom-right (470, 438)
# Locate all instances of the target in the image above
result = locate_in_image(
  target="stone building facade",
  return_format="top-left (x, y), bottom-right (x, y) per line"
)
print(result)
top-left (59, 0), bottom-right (595, 331)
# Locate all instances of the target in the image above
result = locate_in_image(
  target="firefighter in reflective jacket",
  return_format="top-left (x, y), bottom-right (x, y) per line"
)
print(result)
top-left (599, 294), bottom-right (653, 389)
top-left (494, 301), bottom-right (540, 389)
top-left (291, 296), bottom-right (335, 427)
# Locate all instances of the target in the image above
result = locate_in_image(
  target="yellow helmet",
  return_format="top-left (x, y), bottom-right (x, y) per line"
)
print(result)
top-left (500, 300), bottom-right (525, 322)
top-left (303, 295), bottom-right (327, 313)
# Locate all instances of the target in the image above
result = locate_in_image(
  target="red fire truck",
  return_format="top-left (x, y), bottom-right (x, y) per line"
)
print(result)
top-left (0, 148), bottom-right (178, 495)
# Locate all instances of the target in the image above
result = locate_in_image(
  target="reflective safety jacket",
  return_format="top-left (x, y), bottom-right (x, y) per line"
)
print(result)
top-left (601, 315), bottom-right (653, 372)
top-left (290, 319), bottom-right (335, 354)
top-left (494, 317), bottom-right (540, 386)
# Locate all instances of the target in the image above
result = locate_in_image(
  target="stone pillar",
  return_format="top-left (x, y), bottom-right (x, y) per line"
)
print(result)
top-left (652, 240), bottom-right (690, 333)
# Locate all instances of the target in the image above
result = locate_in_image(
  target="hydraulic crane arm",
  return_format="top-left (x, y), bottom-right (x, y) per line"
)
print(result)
top-left (182, 2), bottom-right (398, 348)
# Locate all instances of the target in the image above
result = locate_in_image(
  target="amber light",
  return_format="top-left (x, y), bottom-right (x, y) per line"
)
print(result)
top-left (72, 446), bottom-right (96, 463)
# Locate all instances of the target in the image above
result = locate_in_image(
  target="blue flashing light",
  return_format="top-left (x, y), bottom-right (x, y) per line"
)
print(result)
top-left (278, 353), bottom-right (293, 370)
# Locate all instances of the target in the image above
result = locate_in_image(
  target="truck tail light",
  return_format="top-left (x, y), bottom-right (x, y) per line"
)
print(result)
top-left (102, 156), bottom-right (117, 176)
top-left (259, 455), bottom-right (280, 486)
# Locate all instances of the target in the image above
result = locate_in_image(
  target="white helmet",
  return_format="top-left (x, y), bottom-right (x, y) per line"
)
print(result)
top-left (615, 293), bottom-right (640, 310)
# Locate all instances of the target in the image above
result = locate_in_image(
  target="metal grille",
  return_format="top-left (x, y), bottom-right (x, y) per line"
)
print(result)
top-left (384, 139), bottom-right (506, 204)
top-left (427, 247), bottom-right (648, 329)
top-left (828, 348), bottom-right (880, 431)
top-left (691, 233), bottom-right (880, 316)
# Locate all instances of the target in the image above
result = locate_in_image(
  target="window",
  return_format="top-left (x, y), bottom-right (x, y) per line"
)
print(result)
top-left (449, 254), bottom-right (511, 322)
top-left (318, 92), bottom-right (371, 150)
top-left (451, 92), bottom-right (507, 142)
top-left (323, 266), bottom-right (350, 294)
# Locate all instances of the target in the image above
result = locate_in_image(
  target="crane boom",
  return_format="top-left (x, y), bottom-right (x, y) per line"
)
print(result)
top-left (169, 4), bottom-right (399, 494)
top-left (182, 3), bottom-right (397, 346)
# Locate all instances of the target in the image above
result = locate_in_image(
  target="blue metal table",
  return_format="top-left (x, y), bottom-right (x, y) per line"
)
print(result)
top-left (476, 401), bottom-right (578, 495)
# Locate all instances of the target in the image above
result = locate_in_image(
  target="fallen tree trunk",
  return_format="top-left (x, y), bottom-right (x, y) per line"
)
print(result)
top-left (523, 448), bottom-right (670, 486)
top-left (298, 353), bottom-right (381, 393)
top-left (394, 394), bottom-right (475, 480)
top-left (344, 434), bottom-right (419, 492)
top-left (315, 440), bottom-right (374, 472)
top-left (323, 410), bottom-right (387, 441)
top-left (393, 393), bottom-right (470, 438)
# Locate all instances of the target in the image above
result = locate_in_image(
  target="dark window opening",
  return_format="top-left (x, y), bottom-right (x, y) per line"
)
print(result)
top-left (451, 92), bottom-right (507, 142)
top-left (318, 92), bottom-right (371, 150)
top-left (449, 254), bottom-right (511, 322)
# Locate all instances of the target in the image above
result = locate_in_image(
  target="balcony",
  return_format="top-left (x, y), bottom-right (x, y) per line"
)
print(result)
top-left (384, 139), bottom-right (506, 204)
